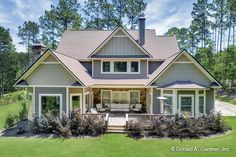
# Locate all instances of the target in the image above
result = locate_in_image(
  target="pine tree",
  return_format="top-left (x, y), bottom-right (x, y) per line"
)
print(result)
top-left (112, 0), bottom-right (128, 26)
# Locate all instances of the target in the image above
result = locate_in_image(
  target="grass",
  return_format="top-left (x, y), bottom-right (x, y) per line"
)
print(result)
top-left (0, 117), bottom-right (234, 157)
top-left (216, 95), bottom-right (236, 105)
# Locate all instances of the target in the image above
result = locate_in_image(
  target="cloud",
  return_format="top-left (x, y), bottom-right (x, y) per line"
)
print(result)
top-left (0, 11), bottom-right (10, 24)
top-left (145, 0), bottom-right (196, 35)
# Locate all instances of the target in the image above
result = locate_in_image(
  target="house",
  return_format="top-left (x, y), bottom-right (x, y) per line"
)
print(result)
top-left (14, 17), bottom-right (221, 119)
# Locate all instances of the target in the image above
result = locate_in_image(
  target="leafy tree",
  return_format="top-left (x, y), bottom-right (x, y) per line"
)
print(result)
top-left (17, 21), bottom-right (40, 65)
top-left (101, 0), bottom-right (118, 29)
top-left (195, 47), bottom-right (214, 72)
top-left (40, 9), bottom-right (58, 49)
top-left (191, 0), bottom-right (211, 48)
top-left (83, 0), bottom-right (105, 30)
top-left (112, 0), bottom-right (128, 26)
top-left (125, 0), bottom-right (147, 29)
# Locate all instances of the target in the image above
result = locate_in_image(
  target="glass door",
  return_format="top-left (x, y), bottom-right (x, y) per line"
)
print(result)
top-left (70, 94), bottom-right (82, 113)
top-left (179, 95), bottom-right (194, 116)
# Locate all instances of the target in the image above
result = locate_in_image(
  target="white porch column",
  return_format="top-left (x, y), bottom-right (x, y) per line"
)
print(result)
top-left (204, 89), bottom-right (206, 114)
top-left (173, 89), bottom-right (177, 114)
top-left (150, 87), bottom-right (153, 114)
top-left (32, 87), bottom-right (35, 115)
top-left (82, 87), bottom-right (85, 113)
top-left (66, 87), bottom-right (69, 116)
top-left (160, 89), bottom-right (163, 113)
top-left (195, 89), bottom-right (199, 117)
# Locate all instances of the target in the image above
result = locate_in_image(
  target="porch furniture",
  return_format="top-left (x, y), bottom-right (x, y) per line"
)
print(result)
top-left (96, 104), bottom-right (106, 112)
top-left (91, 108), bottom-right (98, 114)
top-left (110, 103), bottom-right (130, 112)
top-left (130, 104), bottom-right (142, 112)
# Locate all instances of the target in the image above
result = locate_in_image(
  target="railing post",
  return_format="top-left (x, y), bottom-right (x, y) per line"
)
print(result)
top-left (125, 114), bottom-right (129, 131)
top-left (105, 113), bottom-right (109, 131)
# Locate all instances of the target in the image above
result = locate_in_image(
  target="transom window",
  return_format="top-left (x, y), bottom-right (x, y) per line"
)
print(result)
top-left (101, 61), bottom-right (140, 73)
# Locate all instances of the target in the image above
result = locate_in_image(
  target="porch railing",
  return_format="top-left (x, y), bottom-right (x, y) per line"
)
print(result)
top-left (82, 113), bottom-right (109, 130)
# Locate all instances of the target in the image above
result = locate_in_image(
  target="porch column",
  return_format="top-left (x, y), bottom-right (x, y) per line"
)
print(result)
top-left (82, 87), bottom-right (85, 113)
top-left (195, 89), bottom-right (199, 117)
top-left (150, 87), bottom-right (153, 114)
top-left (204, 90), bottom-right (206, 114)
top-left (32, 87), bottom-right (35, 115)
top-left (173, 89), bottom-right (177, 114)
top-left (66, 87), bottom-right (69, 116)
top-left (160, 89), bottom-right (163, 113)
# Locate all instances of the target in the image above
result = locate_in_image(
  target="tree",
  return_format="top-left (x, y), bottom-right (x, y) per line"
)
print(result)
top-left (0, 27), bottom-right (17, 96)
top-left (125, 0), bottom-right (147, 29)
top-left (83, 0), bottom-right (105, 30)
top-left (195, 47), bottom-right (214, 72)
top-left (40, 9), bottom-right (58, 49)
top-left (112, 0), bottom-right (128, 26)
top-left (52, 0), bottom-right (82, 34)
top-left (101, 0), bottom-right (118, 29)
top-left (17, 21), bottom-right (40, 65)
top-left (191, 0), bottom-right (211, 48)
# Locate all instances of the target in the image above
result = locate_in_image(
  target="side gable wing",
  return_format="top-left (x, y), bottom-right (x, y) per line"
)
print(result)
top-left (88, 27), bottom-right (153, 58)
top-left (148, 50), bottom-right (221, 87)
top-left (14, 49), bottom-right (84, 87)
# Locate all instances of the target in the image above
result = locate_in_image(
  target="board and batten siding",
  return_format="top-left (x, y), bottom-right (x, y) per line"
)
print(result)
top-left (34, 87), bottom-right (66, 117)
top-left (154, 63), bottom-right (212, 87)
top-left (26, 64), bottom-right (76, 86)
top-left (206, 88), bottom-right (215, 113)
top-left (153, 89), bottom-right (161, 114)
top-left (93, 60), bottom-right (148, 79)
top-left (95, 37), bottom-right (146, 56)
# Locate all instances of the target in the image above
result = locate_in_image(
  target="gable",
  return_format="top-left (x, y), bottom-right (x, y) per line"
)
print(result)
top-left (14, 50), bottom-right (84, 87)
top-left (26, 63), bottom-right (76, 86)
top-left (89, 27), bottom-right (152, 58)
top-left (149, 51), bottom-right (221, 87)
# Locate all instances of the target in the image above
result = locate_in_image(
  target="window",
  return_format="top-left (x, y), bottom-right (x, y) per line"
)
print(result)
top-left (101, 90), bottom-right (111, 107)
top-left (70, 94), bottom-right (81, 112)
top-left (163, 95), bottom-right (173, 114)
top-left (114, 61), bottom-right (127, 72)
top-left (130, 61), bottom-right (139, 72)
top-left (179, 95), bottom-right (194, 116)
top-left (102, 61), bottom-right (110, 72)
top-left (199, 95), bottom-right (204, 114)
top-left (39, 94), bottom-right (62, 118)
top-left (101, 61), bottom-right (140, 73)
top-left (112, 91), bottom-right (129, 104)
top-left (85, 93), bottom-right (89, 112)
top-left (130, 91), bottom-right (140, 104)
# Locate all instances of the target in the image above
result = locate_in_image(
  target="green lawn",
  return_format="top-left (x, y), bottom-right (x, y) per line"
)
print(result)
top-left (0, 101), bottom-right (22, 128)
top-left (0, 117), bottom-right (234, 157)
top-left (216, 95), bottom-right (236, 105)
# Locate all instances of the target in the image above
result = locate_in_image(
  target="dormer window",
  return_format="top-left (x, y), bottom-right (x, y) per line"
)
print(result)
top-left (101, 61), bottom-right (140, 74)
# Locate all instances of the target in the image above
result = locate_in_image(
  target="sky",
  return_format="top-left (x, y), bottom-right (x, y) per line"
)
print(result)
top-left (0, 0), bottom-right (196, 52)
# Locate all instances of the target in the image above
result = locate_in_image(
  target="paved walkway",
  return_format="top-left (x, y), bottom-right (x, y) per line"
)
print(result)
top-left (215, 100), bottom-right (236, 116)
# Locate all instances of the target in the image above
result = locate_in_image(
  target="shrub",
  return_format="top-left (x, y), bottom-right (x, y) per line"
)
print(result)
top-left (127, 120), bottom-right (144, 138)
top-left (18, 102), bottom-right (28, 120)
top-left (31, 112), bottom-right (106, 137)
top-left (128, 112), bottom-right (230, 139)
top-left (4, 113), bottom-right (18, 129)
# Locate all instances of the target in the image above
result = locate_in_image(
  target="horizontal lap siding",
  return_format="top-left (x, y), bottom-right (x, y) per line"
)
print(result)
top-left (154, 63), bottom-right (211, 87)
top-left (93, 60), bottom-right (148, 79)
top-left (206, 89), bottom-right (214, 113)
top-left (153, 89), bottom-right (161, 114)
top-left (35, 87), bottom-right (66, 117)
top-left (26, 64), bottom-right (76, 86)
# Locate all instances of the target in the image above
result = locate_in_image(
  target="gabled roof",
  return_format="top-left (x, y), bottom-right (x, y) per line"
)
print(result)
top-left (147, 49), bottom-right (222, 87)
top-left (56, 28), bottom-right (180, 60)
top-left (88, 27), bottom-right (153, 58)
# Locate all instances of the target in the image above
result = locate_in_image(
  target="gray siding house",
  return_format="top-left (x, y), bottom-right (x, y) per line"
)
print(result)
top-left (15, 17), bottom-right (221, 118)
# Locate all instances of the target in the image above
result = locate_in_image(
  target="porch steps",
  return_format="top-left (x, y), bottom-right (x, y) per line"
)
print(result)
top-left (106, 125), bottom-right (126, 133)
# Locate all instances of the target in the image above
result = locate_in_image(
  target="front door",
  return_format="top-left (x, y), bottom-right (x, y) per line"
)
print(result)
top-left (70, 94), bottom-right (82, 113)
top-left (179, 95), bottom-right (194, 116)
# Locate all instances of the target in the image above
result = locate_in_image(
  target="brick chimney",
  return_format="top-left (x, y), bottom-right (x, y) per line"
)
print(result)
top-left (138, 16), bottom-right (145, 46)
top-left (32, 41), bottom-right (45, 62)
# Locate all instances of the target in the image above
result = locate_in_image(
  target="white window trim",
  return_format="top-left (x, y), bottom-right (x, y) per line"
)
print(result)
top-left (101, 90), bottom-right (112, 106)
top-left (70, 93), bottom-right (82, 113)
top-left (129, 90), bottom-right (140, 104)
top-left (38, 94), bottom-right (62, 118)
top-left (101, 60), bottom-right (140, 74)
top-left (199, 93), bottom-right (206, 114)
top-left (178, 94), bottom-right (194, 117)
top-left (163, 93), bottom-right (174, 115)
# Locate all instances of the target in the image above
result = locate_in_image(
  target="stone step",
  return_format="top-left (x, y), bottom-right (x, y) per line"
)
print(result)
top-left (106, 125), bottom-right (127, 133)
